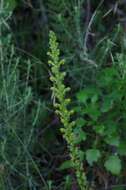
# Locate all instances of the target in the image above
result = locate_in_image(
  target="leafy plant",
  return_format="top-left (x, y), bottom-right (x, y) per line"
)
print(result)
top-left (86, 149), bottom-right (101, 166)
top-left (104, 155), bottom-right (121, 175)
top-left (75, 59), bottom-right (126, 177)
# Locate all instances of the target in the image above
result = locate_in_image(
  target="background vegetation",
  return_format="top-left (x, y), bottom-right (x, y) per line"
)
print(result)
top-left (1, 0), bottom-right (126, 189)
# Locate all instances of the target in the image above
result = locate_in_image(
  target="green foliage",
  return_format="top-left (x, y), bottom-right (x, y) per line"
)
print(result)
top-left (104, 155), bottom-right (121, 175)
top-left (47, 27), bottom-right (126, 187)
top-left (1, 0), bottom-right (126, 189)
top-left (75, 58), bottom-right (126, 176)
top-left (86, 149), bottom-right (101, 166)
top-left (45, 0), bottom-right (99, 88)
top-left (0, 3), bottom-right (51, 190)
top-left (64, 175), bottom-right (72, 190)
top-left (59, 160), bottom-right (73, 171)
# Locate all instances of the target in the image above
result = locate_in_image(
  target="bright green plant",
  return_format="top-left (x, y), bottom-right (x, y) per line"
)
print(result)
top-left (75, 59), bottom-right (126, 177)
top-left (48, 31), bottom-right (89, 190)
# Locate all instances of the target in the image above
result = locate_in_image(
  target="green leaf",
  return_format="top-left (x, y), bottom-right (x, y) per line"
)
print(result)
top-left (76, 90), bottom-right (88, 103)
top-left (78, 150), bottom-right (85, 161)
top-left (74, 106), bottom-right (82, 113)
top-left (98, 67), bottom-right (118, 87)
top-left (91, 94), bottom-right (98, 103)
top-left (94, 125), bottom-right (105, 135)
top-left (104, 122), bottom-right (117, 135)
top-left (76, 87), bottom-right (99, 104)
top-left (101, 97), bottom-right (113, 112)
top-left (64, 175), bottom-right (72, 190)
top-left (105, 135), bottom-right (120, 147)
top-left (84, 104), bottom-right (101, 121)
top-left (104, 155), bottom-right (121, 175)
top-left (76, 117), bottom-right (86, 128)
top-left (86, 149), bottom-right (101, 166)
top-left (74, 128), bottom-right (87, 144)
top-left (118, 142), bottom-right (126, 156)
top-left (59, 160), bottom-right (73, 171)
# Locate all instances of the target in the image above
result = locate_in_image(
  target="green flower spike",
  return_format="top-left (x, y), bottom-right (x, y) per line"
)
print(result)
top-left (48, 31), bottom-right (90, 190)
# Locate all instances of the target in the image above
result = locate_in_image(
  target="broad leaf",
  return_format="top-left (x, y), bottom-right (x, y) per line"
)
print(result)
top-left (84, 104), bottom-right (101, 121)
top-left (94, 125), bottom-right (105, 135)
top-left (105, 135), bottom-right (120, 147)
top-left (76, 87), bottom-right (99, 104)
top-left (76, 117), bottom-right (86, 128)
top-left (104, 155), bottom-right (121, 175)
top-left (86, 149), bottom-right (101, 166)
top-left (59, 160), bottom-right (73, 171)
top-left (74, 128), bottom-right (87, 144)
top-left (101, 97), bottom-right (113, 112)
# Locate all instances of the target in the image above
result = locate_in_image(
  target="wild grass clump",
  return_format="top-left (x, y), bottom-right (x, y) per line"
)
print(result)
top-left (0, 2), bottom-right (48, 189)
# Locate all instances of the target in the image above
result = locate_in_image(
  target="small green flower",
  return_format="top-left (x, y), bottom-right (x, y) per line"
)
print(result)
top-left (48, 31), bottom-right (89, 190)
